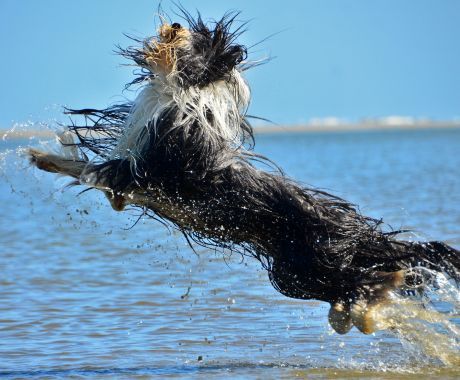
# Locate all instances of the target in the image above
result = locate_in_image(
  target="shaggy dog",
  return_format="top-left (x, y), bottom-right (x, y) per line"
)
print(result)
top-left (28, 9), bottom-right (459, 334)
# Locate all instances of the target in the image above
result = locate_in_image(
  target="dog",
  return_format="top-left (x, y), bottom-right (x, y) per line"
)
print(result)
top-left (28, 8), bottom-right (459, 335)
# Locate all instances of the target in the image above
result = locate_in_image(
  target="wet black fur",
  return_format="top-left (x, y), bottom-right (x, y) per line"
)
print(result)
top-left (175, 11), bottom-right (247, 87)
top-left (62, 11), bottom-right (459, 305)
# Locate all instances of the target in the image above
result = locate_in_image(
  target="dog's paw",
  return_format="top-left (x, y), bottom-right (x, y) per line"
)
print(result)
top-left (329, 270), bottom-right (407, 334)
top-left (28, 148), bottom-right (63, 173)
top-left (328, 301), bottom-right (353, 334)
top-left (28, 148), bottom-right (87, 179)
top-left (104, 191), bottom-right (126, 211)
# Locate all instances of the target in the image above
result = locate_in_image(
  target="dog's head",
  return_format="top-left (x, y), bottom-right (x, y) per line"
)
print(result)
top-left (117, 10), bottom-right (253, 152)
top-left (123, 12), bottom-right (247, 89)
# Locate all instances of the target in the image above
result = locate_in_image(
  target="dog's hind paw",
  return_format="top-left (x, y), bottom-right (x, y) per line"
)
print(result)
top-left (329, 270), bottom-right (408, 334)
top-left (328, 301), bottom-right (353, 334)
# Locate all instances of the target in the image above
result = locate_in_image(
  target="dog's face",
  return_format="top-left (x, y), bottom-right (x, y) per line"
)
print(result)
top-left (141, 23), bottom-right (191, 76)
top-left (131, 14), bottom-right (247, 88)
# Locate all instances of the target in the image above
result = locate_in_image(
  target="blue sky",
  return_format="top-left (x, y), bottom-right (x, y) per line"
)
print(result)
top-left (1, 0), bottom-right (459, 127)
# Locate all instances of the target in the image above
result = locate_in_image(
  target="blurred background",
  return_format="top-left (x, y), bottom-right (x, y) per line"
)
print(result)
top-left (1, 0), bottom-right (460, 127)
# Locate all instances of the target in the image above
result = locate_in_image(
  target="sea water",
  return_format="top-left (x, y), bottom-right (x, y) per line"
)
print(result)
top-left (0, 128), bottom-right (459, 378)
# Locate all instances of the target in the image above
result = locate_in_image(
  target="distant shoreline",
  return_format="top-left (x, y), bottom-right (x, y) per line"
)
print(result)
top-left (0, 129), bottom-right (57, 140)
top-left (254, 120), bottom-right (460, 134)
top-left (1, 121), bottom-right (460, 140)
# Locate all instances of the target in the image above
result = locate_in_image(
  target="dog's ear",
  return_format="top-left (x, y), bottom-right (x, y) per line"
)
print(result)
top-left (213, 44), bottom-right (246, 72)
top-left (174, 12), bottom-right (247, 88)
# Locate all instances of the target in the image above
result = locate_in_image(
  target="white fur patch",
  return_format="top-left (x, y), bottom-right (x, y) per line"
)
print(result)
top-left (112, 69), bottom-right (250, 173)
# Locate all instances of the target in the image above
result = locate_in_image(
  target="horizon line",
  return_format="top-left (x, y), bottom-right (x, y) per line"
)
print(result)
top-left (1, 119), bottom-right (460, 140)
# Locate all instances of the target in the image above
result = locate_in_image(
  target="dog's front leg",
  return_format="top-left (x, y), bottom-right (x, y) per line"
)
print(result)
top-left (28, 148), bottom-right (87, 179)
top-left (28, 148), bottom-right (128, 211)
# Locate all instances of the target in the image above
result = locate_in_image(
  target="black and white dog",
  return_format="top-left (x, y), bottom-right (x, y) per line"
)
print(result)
top-left (29, 9), bottom-right (459, 334)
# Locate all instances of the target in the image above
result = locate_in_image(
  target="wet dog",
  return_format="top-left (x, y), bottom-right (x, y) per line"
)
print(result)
top-left (28, 9), bottom-right (459, 334)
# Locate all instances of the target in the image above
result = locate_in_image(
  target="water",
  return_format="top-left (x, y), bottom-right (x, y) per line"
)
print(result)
top-left (1, 128), bottom-right (459, 378)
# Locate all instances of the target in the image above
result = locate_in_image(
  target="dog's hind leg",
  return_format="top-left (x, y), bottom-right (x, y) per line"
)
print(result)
top-left (348, 270), bottom-right (407, 334)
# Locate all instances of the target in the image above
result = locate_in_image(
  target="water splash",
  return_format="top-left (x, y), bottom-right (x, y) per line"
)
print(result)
top-left (373, 269), bottom-right (459, 366)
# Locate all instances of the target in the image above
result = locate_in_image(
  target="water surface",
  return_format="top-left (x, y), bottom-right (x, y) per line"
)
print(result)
top-left (0, 128), bottom-right (459, 378)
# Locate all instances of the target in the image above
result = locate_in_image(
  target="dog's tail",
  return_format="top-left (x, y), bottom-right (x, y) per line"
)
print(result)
top-left (395, 239), bottom-right (460, 285)
top-left (354, 238), bottom-right (460, 303)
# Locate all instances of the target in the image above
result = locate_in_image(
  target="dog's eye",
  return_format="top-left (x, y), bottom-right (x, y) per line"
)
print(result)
top-left (171, 23), bottom-right (181, 29)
